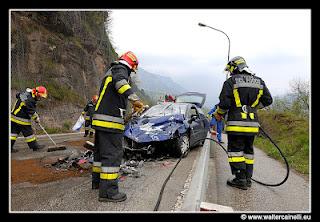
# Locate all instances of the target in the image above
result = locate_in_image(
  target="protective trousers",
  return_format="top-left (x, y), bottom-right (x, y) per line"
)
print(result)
top-left (84, 118), bottom-right (94, 136)
top-left (227, 134), bottom-right (254, 180)
top-left (92, 130), bottom-right (123, 197)
top-left (11, 121), bottom-right (40, 150)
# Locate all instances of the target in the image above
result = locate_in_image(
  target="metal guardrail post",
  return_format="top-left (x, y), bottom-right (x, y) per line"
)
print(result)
top-left (181, 132), bottom-right (210, 211)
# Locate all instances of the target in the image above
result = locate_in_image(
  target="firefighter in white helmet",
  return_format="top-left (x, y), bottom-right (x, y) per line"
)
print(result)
top-left (213, 56), bottom-right (273, 190)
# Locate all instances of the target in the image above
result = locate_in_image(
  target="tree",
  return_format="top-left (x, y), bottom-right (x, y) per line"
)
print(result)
top-left (289, 78), bottom-right (309, 115)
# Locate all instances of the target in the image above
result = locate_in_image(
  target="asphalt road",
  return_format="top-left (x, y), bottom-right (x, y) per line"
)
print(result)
top-left (205, 133), bottom-right (310, 212)
top-left (10, 132), bottom-right (310, 212)
top-left (10, 132), bottom-right (201, 212)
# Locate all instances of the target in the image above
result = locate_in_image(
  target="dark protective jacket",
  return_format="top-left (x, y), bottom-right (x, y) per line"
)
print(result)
top-left (92, 62), bottom-right (140, 133)
top-left (216, 72), bottom-right (273, 135)
top-left (11, 89), bottom-right (39, 126)
top-left (83, 100), bottom-right (96, 120)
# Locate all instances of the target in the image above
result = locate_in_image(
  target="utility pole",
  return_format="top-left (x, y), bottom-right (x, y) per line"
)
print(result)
top-left (198, 22), bottom-right (231, 80)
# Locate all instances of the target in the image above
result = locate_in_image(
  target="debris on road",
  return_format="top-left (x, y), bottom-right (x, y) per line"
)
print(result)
top-left (162, 161), bottom-right (172, 167)
top-left (120, 160), bottom-right (144, 178)
top-left (50, 150), bottom-right (93, 171)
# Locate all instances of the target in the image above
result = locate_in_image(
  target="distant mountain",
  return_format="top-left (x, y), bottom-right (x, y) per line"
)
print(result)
top-left (132, 68), bottom-right (187, 101)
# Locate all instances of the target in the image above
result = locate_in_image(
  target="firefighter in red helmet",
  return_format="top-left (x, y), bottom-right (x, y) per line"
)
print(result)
top-left (82, 95), bottom-right (98, 138)
top-left (92, 51), bottom-right (145, 202)
top-left (10, 86), bottom-right (48, 153)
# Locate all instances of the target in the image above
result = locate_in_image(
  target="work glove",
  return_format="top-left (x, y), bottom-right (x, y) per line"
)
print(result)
top-left (212, 111), bottom-right (223, 121)
top-left (81, 111), bottom-right (85, 116)
top-left (133, 100), bottom-right (144, 113)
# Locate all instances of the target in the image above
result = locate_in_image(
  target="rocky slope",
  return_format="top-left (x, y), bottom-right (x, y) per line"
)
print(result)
top-left (11, 11), bottom-right (120, 131)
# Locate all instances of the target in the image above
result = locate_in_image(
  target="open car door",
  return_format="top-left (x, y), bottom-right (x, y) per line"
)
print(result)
top-left (175, 92), bottom-right (206, 108)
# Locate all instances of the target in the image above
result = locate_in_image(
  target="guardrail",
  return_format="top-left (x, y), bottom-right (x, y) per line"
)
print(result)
top-left (181, 132), bottom-right (211, 211)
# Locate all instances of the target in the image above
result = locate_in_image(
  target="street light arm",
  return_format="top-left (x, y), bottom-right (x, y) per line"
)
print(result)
top-left (198, 23), bottom-right (231, 62)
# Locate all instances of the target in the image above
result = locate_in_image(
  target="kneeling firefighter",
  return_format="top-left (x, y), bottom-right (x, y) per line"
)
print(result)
top-left (92, 51), bottom-right (145, 202)
top-left (82, 95), bottom-right (98, 138)
top-left (213, 56), bottom-right (273, 190)
top-left (10, 86), bottom-right (48, 153)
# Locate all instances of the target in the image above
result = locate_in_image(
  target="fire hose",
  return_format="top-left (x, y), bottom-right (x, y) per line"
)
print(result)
top-left (153, 126), bottom-right (290, 211)
top-left (203, 127), bottom-right (290, 187)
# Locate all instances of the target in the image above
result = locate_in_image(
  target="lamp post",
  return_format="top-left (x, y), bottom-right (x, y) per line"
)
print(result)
top-left (198, 22), bottom-right (231, 79)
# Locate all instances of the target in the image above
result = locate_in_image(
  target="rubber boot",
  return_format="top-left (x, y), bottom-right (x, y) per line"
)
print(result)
top-left (246, 164), bottom-right (253, 187)
top-left (227, 170), bottom-right (248, 190)
top-left (92, 172), bottom-right (100, 189)
top-left (98, 179), bottom-right (127, 202)
top-left (84, 130), bottom-right (88, 137)
top-left (89, 132), bottom-right (94, 138)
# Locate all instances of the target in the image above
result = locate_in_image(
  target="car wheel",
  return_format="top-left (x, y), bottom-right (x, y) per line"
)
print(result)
top-left (174, 134), bottom-right (190, 158)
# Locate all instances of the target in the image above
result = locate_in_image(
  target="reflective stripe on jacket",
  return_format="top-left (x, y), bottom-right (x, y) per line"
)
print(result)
top-left (217, 73), bottom-right (273, 135)
top-left (11, 91), bottom-right (38, 125)
top-left (92, 62), bottom-right (140, 133)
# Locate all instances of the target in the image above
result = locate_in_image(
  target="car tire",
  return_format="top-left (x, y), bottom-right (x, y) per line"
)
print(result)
top-left (173, 134), bottom-right (190, 158)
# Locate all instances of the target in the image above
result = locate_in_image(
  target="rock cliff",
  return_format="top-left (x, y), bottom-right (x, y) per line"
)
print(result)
top-left (11, 11), bottom-right (117, 131)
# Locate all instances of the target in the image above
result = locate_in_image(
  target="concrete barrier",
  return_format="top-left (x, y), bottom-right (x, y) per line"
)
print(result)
top-left (181, 132), bottom-right (211, 211)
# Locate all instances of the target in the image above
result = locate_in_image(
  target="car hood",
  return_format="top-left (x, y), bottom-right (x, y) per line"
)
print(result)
top-left (124, 114), bottom-right (189, 143)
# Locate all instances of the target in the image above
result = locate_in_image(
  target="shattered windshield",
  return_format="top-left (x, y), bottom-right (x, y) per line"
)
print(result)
top-left (176, 95), bottom-right (203, 105)
top-left (140, 103), bottom-right (188, 118)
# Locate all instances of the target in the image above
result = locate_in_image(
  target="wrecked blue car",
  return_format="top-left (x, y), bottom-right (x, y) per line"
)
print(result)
top-left (123, 92), bottom-right (210, 158)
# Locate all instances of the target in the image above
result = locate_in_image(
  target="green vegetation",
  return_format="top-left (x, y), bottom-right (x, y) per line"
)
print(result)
top-left (63, 120), bottom-right (73, 131)
top-left (83, 12), bottom-right (106, 34)
top-left (65, 36), bottom-right (84, 50)
top-left (42, 58), bottom-right (57, 77)
top-left (45, 81), bottom-right (86, 106)
top-left (38, 126), bottom-right (71, 134)
top-left (11, 76), bottom-right (37, 90)
top-left (255, 110), bottom-right (309, 174)
top-left (47, 35), bottom-right (58, 46)
top-left (254, 79), bottom-right (309, 174)
top-left (34, 121), bottom-right (73, 135)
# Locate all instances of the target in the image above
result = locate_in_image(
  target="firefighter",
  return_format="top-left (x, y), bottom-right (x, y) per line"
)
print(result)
top-left (10, 86), bottom-right (48, 153)
top-left (213, 56), bottom-right (273, 190)
top-left (82, 95), bottom-right (98, 138)
top-left (91, 51), bottom-right (144, 202)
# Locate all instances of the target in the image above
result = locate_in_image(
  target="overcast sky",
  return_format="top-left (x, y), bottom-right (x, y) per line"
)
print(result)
top-left (108, 9), bottom-right (311, 107)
